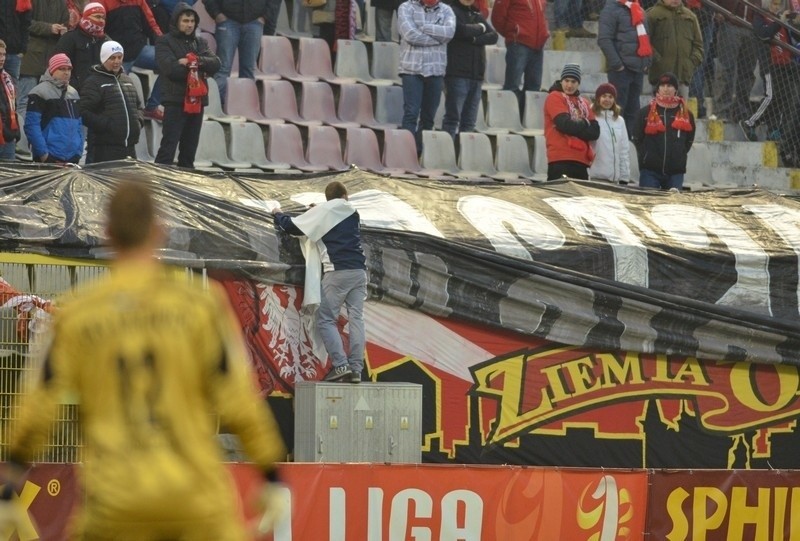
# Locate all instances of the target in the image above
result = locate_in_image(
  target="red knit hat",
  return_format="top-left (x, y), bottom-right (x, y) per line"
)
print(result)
top-left (595, 82), bottom-right (617, 101)
top-left (48, 53), bottom-right (72, 74)
top-left (82, 2), bottom-right (105, 17)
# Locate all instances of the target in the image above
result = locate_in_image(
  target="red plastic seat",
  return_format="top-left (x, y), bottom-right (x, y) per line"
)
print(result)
top-left (225, 78), bottom-right (284, 126)
top-left (268, 123), bottom-right (328, 172)
top-left (258, 35), bottom-right (316, 82)
top-left (261, 79), bottom-right (321, 127)
top-left (300, 81), bottom-right (359, 129)
top-left (307, 125), bottom-right (348, 170)
top-left (337, 83), bottom-right (397, 131)
top-left (296, 37), bottom-right (356, 84)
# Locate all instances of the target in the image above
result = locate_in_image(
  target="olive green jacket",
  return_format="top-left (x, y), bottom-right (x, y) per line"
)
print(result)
top-left (645, 0), bottom-right (703, 86)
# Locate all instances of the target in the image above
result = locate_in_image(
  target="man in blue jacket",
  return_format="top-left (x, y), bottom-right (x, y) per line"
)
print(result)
top-left (24, 53), bottom-right (84, 163)
top-left (272, 181), bottom-right (368, 384)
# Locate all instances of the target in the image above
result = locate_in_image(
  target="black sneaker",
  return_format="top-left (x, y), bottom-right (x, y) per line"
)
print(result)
top-left (323, 365), bottom-right (352, 382)
top-left (739, 119), bottom-right (758, 142)
top-left (350, 370), bottom-right (362, 384)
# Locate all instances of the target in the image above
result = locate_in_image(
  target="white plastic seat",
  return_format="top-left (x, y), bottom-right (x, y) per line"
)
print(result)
top-left (486, 89), bottom-right (540, 136)
top-left (383, 128), bottom-right (453, 178)
top-left (457, 132), bottom-right (496, 179)
top-left (135, 121), bottom-right (154, 162)
top-left (374, 85), bottom-right (403, 126)
top-left (337, 83), bottom-right (396, 130)
top-left (531, 134), bottom-right (549, 176)
top-left (229, 121), bottom-right (292, 171)
top-left (197, 121), bottom-right (253, 170)
top-left (494, 133), bottom-right (534, 182)
top-left (335, 39), bottom-right (394, 86)
top-left (420, 130), bottom-right (460, 176)
top-left (370, 41), bottom-right (401, 85)
top-left (205, 78), bottom-right (247, 124)
top-left (483, 45), bottom-right (506, 91)
top-left (296, 37), bottom-right (356, 84)
top-left (523, 91), bottom-right (547, 131)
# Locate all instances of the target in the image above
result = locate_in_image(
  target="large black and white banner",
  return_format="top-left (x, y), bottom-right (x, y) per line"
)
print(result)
top-left (0, 160), bottom-right (798, 366)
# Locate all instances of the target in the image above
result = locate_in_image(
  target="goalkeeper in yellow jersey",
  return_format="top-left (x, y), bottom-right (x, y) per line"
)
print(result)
top-left (0, 180), bottom-right (287, 540)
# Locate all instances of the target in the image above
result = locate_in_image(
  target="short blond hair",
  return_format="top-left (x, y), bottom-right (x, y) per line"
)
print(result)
top-left (107, 180), bottom-right (158, 250)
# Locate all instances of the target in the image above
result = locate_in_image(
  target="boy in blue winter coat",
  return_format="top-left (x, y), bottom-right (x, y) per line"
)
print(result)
top-left (24, 53), bottom-right (84, 163)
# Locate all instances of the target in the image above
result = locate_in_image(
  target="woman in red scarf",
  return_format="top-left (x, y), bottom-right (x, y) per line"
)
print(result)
top-left (632, 72), bottom-right (695, 190)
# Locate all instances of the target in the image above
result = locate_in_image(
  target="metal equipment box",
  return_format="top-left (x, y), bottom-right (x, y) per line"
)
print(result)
top-left (294, 381), bottom-right (422, 463)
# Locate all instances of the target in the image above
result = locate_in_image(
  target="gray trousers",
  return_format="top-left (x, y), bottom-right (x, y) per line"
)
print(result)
top-left (317, 269), bottom-right (367, 372)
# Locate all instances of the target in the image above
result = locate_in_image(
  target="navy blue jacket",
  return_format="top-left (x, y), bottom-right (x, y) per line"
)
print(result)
top-left (274, 211), bottom-right (367, 272)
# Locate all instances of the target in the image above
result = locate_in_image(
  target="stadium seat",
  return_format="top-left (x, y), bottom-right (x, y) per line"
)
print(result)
top-left (433, 91), bottom-right (445, 130)
top-left (531, 134), bottom-right (549, 176)
top-left (205, 78), bottom-right (247, 124)
top-left (344, 127), bottom-right (404, 174)
top-left (15, 115), bottom-right (31, 161)
top-left (147, 118), bottom-right (163, 157)
top-left (229, 122), bottom-right (292, 171)
top-left (296, 37), bottom-right (356, 84)
top-left (258, 35), bottom-right (316, 82)
top-left (135, 122), bottom-right (154, 162)
top-left (374, 85), bottom-right (403, 127)
top-left (129, 72), bottom-right (146, 106)
top-left (225, 78), bottom-right (284, 125)
top-left (370, 41), bottom-right (401, 85)
top-left (306, 125), bottom-right (348, 170)
top-left (523, 91), bottom-right (547, 132)
top-left (484, 45), bottom-right (506, 91)
top-left (628, 139), bottom-right (639, 184)
top-left (458, 132), bottom-right (497, 179)
top-left (687, 142), bottom-right (711, 185)
top-left (420, 130), bottom-right (461, 176)
top-left (261, 79), bottom-right (322, 126)
top-left (197, 121), bottom-right (253, 170)
top-left (267, 123), bottom-right (328, 172)
top-left (383, 128), bottom-right (453, 178)
top-left (276, 0), bottom-right (312, 39)
top-left (299, 81), bottom-right (360, 129)
top-left (486, 90), bottom-right (540, 136)
top-left (335, 39), bottom-right (394, 86)
top-left (494, 133), bottom-right (534, 182)
top-left (337, 83), bottom-right (396, 130)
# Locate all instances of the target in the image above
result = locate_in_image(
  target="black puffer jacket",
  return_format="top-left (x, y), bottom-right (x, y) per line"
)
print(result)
top-left (53, 28), bottom-right (110, 92)
top-left (80, 65), bottom-right (142, 148)
top-left (597, 0), bottom-right (653, 74)
top-left (0, 0), bottom-right (32, 54)
top-left (156, 3), bottom-right (220, 106)
top-left (445, 0), bottom-right (497, 80)
top-left (632, 101), bottom-right (695, 174)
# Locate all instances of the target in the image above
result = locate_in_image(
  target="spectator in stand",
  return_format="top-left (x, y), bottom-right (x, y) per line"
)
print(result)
top-left (374, 0), bottom-right (402, 41)
top-left (17, 0), bottom-right (69, 120)
top-left (0, 0), bottom-right (33, 81)
top-left (589, 82), bottom-right (630, 183)
top-left (738, 0), bottom-right (799, 141)
top-left (597, 0), bottom-right (653, 135)
top-left (554, 0), bottom-right (596, 38)
top-left (53, 2), bottom-right (109, 92)
top-left (491, 0), bottom-right (549, 109)
top-left (154, 2), bottom-right (219, 168)
top-left (442, 0), bottom-right (497, 140)
top-left (632, 72), bottom-right (695, 190)
top-left (203, 0), bottom-right (269, 104)
top-left (24, 53), bottom-right (83, 163)
top-left (645, 0), bottom-right (703, 98)
top-left (102, 0), bottom-right (164, 120)
top-left (0, 39), bottom-right (21, 161)
top-left (686, 0), bottom-right (714, 118)
top-left (80, 41), bottom-right (142, 163)
top-left (544, 63), bottom-right (600, 180)
top-left (397, 0), bottom-right (455, 154)
top-left (66, 0), bottom-right (87, 29)
top-left (711, 0), bottom-right (758, 122)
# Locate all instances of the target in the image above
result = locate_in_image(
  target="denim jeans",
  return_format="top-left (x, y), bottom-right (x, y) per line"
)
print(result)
top-left (503, 42), bottom-right (543, 108)
top-left (264, 0), bottom-right (282, 35)
top-left (554, 0), bottom-right (583, 29)
top-left (607, 68), bottom-right (644, 136)
top-left (375, 7), bottom-right (394, 42)
top-left (123, 45), bottom-right (161, 109)
top-left (214, 18), bottom-right (264, 103)
top-left (3, 54), bottom-right (21, 80)
top-left (317, 269), bottom-right (367, 373)
top-left (0, 142), bottom-right (15, 161)
top-left (401, 73), bottom-right (443, 153)
top-left (442, 76), bottom-right (482, 139)
top-left (639, 168), bottom-right (684, 190)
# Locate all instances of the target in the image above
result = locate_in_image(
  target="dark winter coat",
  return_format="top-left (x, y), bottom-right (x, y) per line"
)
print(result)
top-left (24, 71), bottom-right (83, 161)
top-left (20, 0), bottom-right (70, 78)
top-left (53, 28), bottom-right (110, 91)
top-left (155, 3), bottom-right (220, 105)
top-left (0, 0), bottom-right (33, 55)
top-left (445, 0), bottom-right (498, 80)
top-left (632, 102), bottom-right (695, 174)
top-left (103, 0), bottom-right (164, 61)
top-left (202, 0), bottom-right (269, 23)
top-left (597, 0), bottom-right (652, 74)
top-left (80, 65), bottom-right (142, 148)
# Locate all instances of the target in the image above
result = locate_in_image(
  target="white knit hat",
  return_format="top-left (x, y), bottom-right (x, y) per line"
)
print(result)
top-left (100, 41), bottom-right (124, 64)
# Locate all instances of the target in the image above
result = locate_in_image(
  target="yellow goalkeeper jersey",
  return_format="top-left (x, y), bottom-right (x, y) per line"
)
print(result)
top-left (10, 262), bottom-right (286, 540)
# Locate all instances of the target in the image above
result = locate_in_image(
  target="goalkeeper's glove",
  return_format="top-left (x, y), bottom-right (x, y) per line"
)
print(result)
top-left (257, 482), bottom-right (290, 534)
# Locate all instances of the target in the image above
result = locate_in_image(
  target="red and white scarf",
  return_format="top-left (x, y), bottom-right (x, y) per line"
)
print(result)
top-left (644, 95), bottom-right (692, 134)
top-left (563, 92), bottom-right (596, 162)
top-left (0, 71), bottom-right (18, 145)
top-left (619, 0), bottom-right (652, 57)
top-left (79, 14), bottom-right (105, 38)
